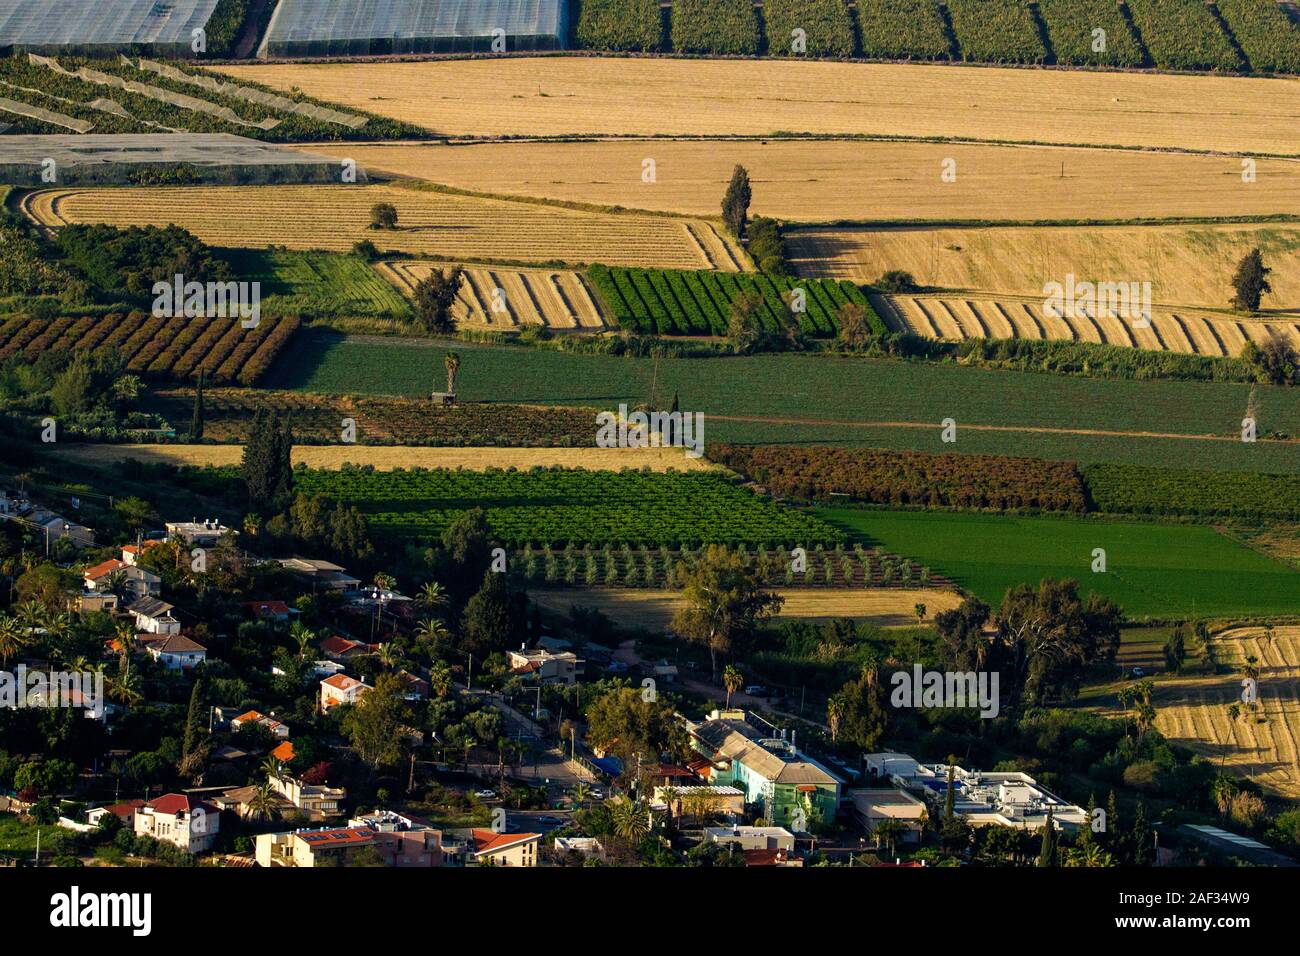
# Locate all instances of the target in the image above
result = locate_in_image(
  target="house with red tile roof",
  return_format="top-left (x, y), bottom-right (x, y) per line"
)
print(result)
top-left (83, 558), bottom-right (160, 601)
top-left (270, 740), bottom-right (295, 763)
top-left (135, 793), bottom-right (220, 853)
top-left (319, 635), bottom-right (372, 660)
top-left (320, 673), bottom-right (369, 713)
top-left (121, 540), bottom-right (161, 566)
top-left (231, 709), bottom-right (289, 739)
top-left (447, 829), bottom-right (542, 867)
top-left (87, 799), bottom-right (146, 829)
top-left (244, 599), bottom-right (296, 622)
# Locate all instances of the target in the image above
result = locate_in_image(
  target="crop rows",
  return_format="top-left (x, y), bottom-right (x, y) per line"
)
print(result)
top-left (1082, 463), bottom-right (1300, 520)
top-left (587, 265), bottom-right (879, 337)
top-left (148, 389), bottom-right (601, 446)
top-left (945, 0), bottom-right (1046, 64)
top-left (1125, 0), bottom-right (1243, 71)
top-left (763, 0), bottom-right (857, 57)
top-left (1036, 0), bottom-right (1144, 67)
top-left (1214, 0), bottom-right (1300, 73)
top-left (671, 0), bottom-right (761, 54)
top-left (712, 444), bottom-right (1088, 512)
top-left (293, 468), bottom-right (845, 548)
top-left (576, 0), bottom-right (665, 52)
top-left (857, 0), bottom-right (953, 59)
top-left (0, 312), bottom-right (299, 386)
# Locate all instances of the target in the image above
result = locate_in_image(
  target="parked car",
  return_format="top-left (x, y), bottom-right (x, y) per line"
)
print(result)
top-left (589, 788), bottom-right (605, 800)
top-left (744, 685), bottom-right (768, 697)
top-left (474, 789), bottom-right (497, 799)
top-left (536, 815), bottom-right (566, 825)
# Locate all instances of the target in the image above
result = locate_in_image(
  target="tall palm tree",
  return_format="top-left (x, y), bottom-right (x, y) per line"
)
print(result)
top-left (428, 660), bottom-right (452, 699)
top-left (417, 581), bottom-right (448, 611)
top-left (827, 693), bottom-right (846, 744)
top-left (106, 660), bottom-right (143, 708)
top-left (289, 620), bottom-right (316, 658)
top-left (571, 783), bottom-right (591, 807)
top-left (246, 783), bottom-right (281, 823)
top-left (15, 601), bottom-right (43, 639)
top-left (261, 757), bottom-right (287, 784)
top-left (416, 617), bottom-right (449, 649)
top-left (611, 798), bottom-right (652, 844)
top-left (376, 642), bottom-right (403, 671)
top-left (444, 352), bottom-right (461, 395)
top-left (0, 615), bottom-right (29, 666)
top-left (374, 572), bottom-right (397, 592)
top-left (722, 665), bottom-right (743, 708)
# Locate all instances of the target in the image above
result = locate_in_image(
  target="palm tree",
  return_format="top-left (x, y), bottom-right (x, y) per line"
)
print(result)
top-left (374, 572), bottom-right (396, 592)
top-left (571, 783), bottom-right (591, 807)
top-left (415, 617), bottom-right (450, 649)
top-left (722, 665), bottom-right (743, 708)
top-left (1224, 703), bottom-right (1243, 768)
top-left (246, 783), bottom-right (281, 823)
top-left (611, 798), bottom-right (652, 844)
top-left (660, 786), bottom-right (679, 822)
top-left (15, 600), bottom-right (43, 639)
top-left (0, 616), bottom-right (29, 665)
top-left (261, 757), bottom-right (287, 784)
top-left (444, 351), bottom-right (461, 395)
top-left (417, 581), bottom-right (448, 611)
top-left (874, 818), bottom-right (906, 857)
top-left (41, 608), bottom-right (71, 641)
top-left (242, 513), bottom-right (261, 538)
top-left (827, 693), bottom-right (846, 744)
top-left (428, 660), bottom-right (452, 699)
top-left (376, 642), bottom-right (403, 671)
top-left (289, 621), bottom-right (316, 658)
top-left (106, 660), bottom-right (143, 708)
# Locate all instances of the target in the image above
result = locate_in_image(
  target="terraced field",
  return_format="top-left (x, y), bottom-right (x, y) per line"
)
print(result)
top-left (307, 140), bottom-right (1300, 224)
top-left (215, 59), bottom-right (1300, 155)
top-left (790, 222), bottom-right (1300, 313)
top-left (19, 184), bottom-right (742, 271)
top-left (1152, 627), bottom-right (1300, 798)
top-left (881, 292), bottom-right (1300, 355)
top-left (377, 261), bottom-right (608, 331)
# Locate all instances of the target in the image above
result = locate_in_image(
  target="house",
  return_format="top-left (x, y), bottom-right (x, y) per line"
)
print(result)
top-left (128, 596), bottom-right (181, 635)
top-left (141, 632), bottom-right (207, 670)
top-left (135, 793), bottom-right (220, 853)
top-left (320, 673), bottom-right (369, 713)
top-left (231, 710), bottom-right (289, 739)
top-left (866, 753), bottom-right (1089, 831)
top-left (446, 829), bottom-right (542, 867)
top-left (312, 660), bottom-right (346, 678)
top-left (278, 557), bottom-right (362, 592)
top-left (121, 540), bottom-right (161, 566)
top-left (269, 770), bottom-right (346, 819)
top-left (75, 591), bottom-right (119, 614)
top-left (166, 519), bottom-right (235, 548)
top-left (685, 711), bottom-right (842, 830)
top-left (553, 836), bottom-right (604, 860)
top-left (507, 646), bottom-right (580, 685)
top-left (255, 813), bottom-right (443, 868)
top-left (742, 847), bottom-right (803, 867)
top-left (83, 558), bottom-right (161, 600)
top-left (270, 740), bottom-right (295, 763)
top-left (704, 825), bottom-right (796, 853)
top-left (86, 799), bottom-right (145, 830)
top-left (319, 635), bottom-right (372, 660)
top-left (849, 788), bottom-right (928, 844)
top-left (397, 670), bottom-right (430, 701)
top-left (244, 600), bottom-right (296, 623)
top-left (653, 785), bottom-right (745, 820)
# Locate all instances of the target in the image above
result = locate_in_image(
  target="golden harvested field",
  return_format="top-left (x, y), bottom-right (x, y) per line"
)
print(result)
top-left (53, 444), bottom-right (718, 472)
top-left (377, 261), bottom-right (608, 331)
top-left (215, 58), bottom-right (1300, 154)
top-left (22, 184), bottom-right (740, 270)
top-left (313, 140), bottom-right (1300, 223)
top-left (531, 586), bottom-right (962, 630)
top-left (1153, 627), bottom-right (1300, 798)
top-left (881, 292), bottom-right (1300, 355)
top-left (790, 222), bottom-right (1300, 312)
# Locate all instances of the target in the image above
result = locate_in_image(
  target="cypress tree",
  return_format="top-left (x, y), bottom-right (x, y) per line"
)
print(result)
top-left (1078, 794), bottom-right (1097, 852)
top-left (1131, 800), bottom-right (1152, 866)
top-left (721, 164), bottom-right (752, 238)
top-left (1037, 806), bottom-right (1057, 867)
top-left (1230, 248), bottom-right (1272, 313)
top-left (190, 371), bottom-right (204, 440)
top-left (1105, 790), bottom-right (1120, 850)
top-left (943, 761), bottom-right (956, 823)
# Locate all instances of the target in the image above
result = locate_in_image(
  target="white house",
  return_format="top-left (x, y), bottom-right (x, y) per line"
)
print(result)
top-left (142, 633), bottom-right (207, 671)
top-left (135, 793), bottom-right (220, 853)
top-left (83, 558), bottom-right (161, 600)
top-left (128, 596), bottom-right (181, 635)
top-left (166, 519), bottom-right (236, 548)
top-left (231, 710), bottom-right (289, 739)
top-left (320, 673), bottom-right (369, 713)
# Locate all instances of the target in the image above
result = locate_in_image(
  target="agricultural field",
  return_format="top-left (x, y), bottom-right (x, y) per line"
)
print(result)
top-left (1152, 626), bottom-right (1300, 798)
top-left (213, 59), bottom-right (1300, 155)
top-left (1124, 0), bottom-right (1243, 72)
top-left (377, 262), bottom-right (607, 331)
top-left (532, 586), bottom-right (963, 630)
top-left (146, 388), bottom-right (602, 446)
top-left (1036, 0), bottom-right (1145, 67)
top-left (945, 0), bottom-right (1045, 64)
top-left (0, 54), bottom-right (422, 141)
top-left (53, 443), bottom-right (716, 473)
top-left (20, 184), bottom-right (741, 271)
top-left (819, 507), bottom-right (1300, 619)
top-left (856, 0), bottom-right (952, 60)
top-left (711, 444), bottom-right (1088, 512)
top-left (301, 140), bottom-right (1300, 224)
top-left (219, 248), bottom-right (411, 320)
top-left (289, 468), bottom-right (845, 548)
top-left (270, 334), bottom-right (1300, 473)
top-left (1081, 463), bottom-right (1300, 521)
top-left (587, 265), bottom-right (878, 337)
top-left (1216, 0), bottom-right (1300, 73)
top-left (0, 311), bottom-right (297, 385)
top-left (788, 222), bottom-right (1300, 311)
top-left (881, 292), bottom-right (1300, 356)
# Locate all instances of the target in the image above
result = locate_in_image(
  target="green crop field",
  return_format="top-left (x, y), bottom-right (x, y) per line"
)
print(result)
top-left (294, 467), bottom-right (844, 547)
top-left (267, 335), bottom-right (1300, 473)
top-left (220, 249), bottom-right (411, 320)
top-left (818, 507), bottom-right (1300, 619)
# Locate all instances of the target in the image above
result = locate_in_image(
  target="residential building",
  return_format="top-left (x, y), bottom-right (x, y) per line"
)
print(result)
top-left (848, 788), bottom-right (928, 844)
top-left (230, 710), bottom-right (289, 739)
top-left (704, 825), bottom-right (796, 853)
top-left (0, 493), bottom-right (97, 550)
top-left (128, 596), bottom-right (181, 635)
top-left (653, 785), bottom-right (746, 820)
top-left (508, 646), bottom-right (580, 685)
top-left (319, 635), bottom-right (373, 660)
top-left (135, 793), bottom-right (220, 853)
top-left (244, 599), bottom-right (295, 623)
top-left (87, 799), bottom-right (145, 829)
top-left (742, 847), bottom-right (803, 867)
top-left (278, 557), bottom-right (361, 592)
top-left (270, 740), bottom-right (295, 763)
top-left (397, 670), bottom-right (430, 701)
top-left (445, 829), bottom-right (542, 867)
top-left (270, 770), bottom-right (346, 819)
top-left (166, 519), bottom-right (235, 549)
top-left (83, 559), bottom-right (161, 600)
top-left (256, 814), bottom-right (443, 868)
top-left (120, 540), bottom-right (161, 566)
top-left (141, 632), bottom-right (207, 670)
top-left (320, 673), bottom-right (369, 713)
top-left (866, 753), bottom-right (1089, 831)
top-left (686, 710), bottom-right (842, 830)
top-left (75, 591), bottom-right (118, 614)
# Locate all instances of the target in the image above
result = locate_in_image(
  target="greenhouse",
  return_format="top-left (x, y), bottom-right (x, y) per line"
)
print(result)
top-left (262, 0), bottom-right (569, 56)
top-left (0, 0), bottom-right (222, 55)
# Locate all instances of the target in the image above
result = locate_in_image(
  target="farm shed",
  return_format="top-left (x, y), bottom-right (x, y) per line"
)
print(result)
top-left (0, 0), bottom-right (222, 55)
top-left (261, 0), bottom-right (569, 57)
